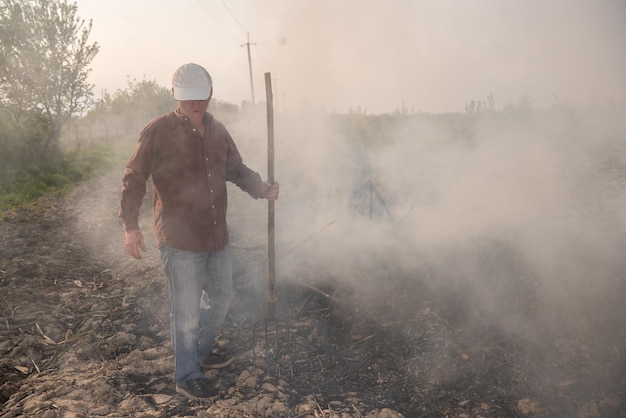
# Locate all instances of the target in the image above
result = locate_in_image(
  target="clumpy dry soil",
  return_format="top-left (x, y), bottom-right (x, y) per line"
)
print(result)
top-left (1, 155), bottom-right (625, 417)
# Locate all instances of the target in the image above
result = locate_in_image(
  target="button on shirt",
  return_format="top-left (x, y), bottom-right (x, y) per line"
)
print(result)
top-left (119, 110), bottom-right (263, 252)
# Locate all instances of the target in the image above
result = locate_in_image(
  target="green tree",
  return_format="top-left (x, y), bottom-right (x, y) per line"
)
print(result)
top-left (0, 0), bottom-right (99, 157)
top-left (82, 78), bottom-right (175, 142)
top-left (113, 78), bottom-right (175, 133)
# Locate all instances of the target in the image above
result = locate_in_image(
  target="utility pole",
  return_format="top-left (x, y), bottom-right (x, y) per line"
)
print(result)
top-left (241, 33), bottom-right (256, 103)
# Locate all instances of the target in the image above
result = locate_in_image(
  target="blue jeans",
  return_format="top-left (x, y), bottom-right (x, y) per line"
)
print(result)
top-left (160, 245), bottom-right (233, 384)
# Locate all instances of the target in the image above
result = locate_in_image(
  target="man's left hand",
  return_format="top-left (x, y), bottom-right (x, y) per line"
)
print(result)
top-left (261, 181), bottom-right (280, 200)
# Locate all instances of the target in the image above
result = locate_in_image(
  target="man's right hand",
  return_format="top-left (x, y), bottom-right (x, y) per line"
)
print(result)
top-left (124, 229), bottom-right (146, 260)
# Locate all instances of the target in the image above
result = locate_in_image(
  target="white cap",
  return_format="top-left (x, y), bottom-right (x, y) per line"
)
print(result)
top-left (172, 63), bottom-right (212, 101)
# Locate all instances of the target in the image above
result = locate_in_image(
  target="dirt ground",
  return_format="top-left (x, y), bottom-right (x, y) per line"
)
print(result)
top-left (1, 150), bottom-right (626, 417)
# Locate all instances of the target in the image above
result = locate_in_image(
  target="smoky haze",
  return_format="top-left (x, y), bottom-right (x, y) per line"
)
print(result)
top-left (80, 0), bottom-right (626, 114)
top-left (34, 1), bottom-right (625, 412)
top-left (68, 90), bottom-right (625, 410)
top-left (219, 101), bottom-right (624, 401)
top-left (68, 0), bottom-right (626, 398)
top-left (253, 0), bottom-right (626, 113)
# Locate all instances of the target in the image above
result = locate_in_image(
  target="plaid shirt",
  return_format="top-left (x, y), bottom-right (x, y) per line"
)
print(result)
top-left (119, 109), bottom-right (263, 252)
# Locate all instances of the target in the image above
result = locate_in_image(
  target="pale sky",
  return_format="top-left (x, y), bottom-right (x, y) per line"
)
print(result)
top-left (76, 0), bottom-right (626, 113)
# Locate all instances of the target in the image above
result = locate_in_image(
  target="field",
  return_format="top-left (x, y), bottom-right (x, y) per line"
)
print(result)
top-left (1, 106), bottom-right (625, 417)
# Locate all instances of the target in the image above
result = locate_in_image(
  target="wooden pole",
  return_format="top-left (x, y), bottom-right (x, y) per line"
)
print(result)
top-left (265, 72), bottom-right (276, 319)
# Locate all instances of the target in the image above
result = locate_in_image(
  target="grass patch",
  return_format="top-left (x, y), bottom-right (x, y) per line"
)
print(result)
top-left (0, 144), bottom-right (120, 213)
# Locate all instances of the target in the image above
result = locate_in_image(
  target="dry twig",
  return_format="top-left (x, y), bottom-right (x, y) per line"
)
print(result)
top-left (35, 323), bottom-right (57, 345)
top-left (29, 356), bottom-right (40, 373)
top-left (301, 282), bottom-right (340, 303)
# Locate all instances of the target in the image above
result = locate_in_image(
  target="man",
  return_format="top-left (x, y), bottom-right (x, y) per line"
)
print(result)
top-left (119, 63), bottom-right (279, 399)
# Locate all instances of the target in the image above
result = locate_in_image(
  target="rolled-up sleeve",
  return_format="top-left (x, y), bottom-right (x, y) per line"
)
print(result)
top-left (222, 126), bottom-right (263, 198)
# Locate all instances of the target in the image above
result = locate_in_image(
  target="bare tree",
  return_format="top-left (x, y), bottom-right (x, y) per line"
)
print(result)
top-left (0, 0), bottom-right (99, 157)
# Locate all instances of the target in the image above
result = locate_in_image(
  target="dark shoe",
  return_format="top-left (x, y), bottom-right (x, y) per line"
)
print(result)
top-left (202, 352), bottom-right (235, 369)
top-left (176, 378), bottom-right (218, 400)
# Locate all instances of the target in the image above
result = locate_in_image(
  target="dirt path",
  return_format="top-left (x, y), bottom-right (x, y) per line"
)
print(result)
top-left (0, 166), bottom-right (406, 417)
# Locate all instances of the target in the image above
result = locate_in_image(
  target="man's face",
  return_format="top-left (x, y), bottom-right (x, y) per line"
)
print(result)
top-left (178, 99), bottom-right (210, 119)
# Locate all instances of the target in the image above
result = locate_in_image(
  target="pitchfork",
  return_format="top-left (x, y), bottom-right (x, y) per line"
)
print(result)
top-left (253, 72), bottom-right (292, 377)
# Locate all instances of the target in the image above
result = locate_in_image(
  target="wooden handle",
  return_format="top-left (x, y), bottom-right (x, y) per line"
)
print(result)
top-left (265, 72), bottom-right (276, 318)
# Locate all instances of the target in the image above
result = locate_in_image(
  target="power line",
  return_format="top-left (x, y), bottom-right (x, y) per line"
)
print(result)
top-left (194, 0), bottom-right (239, 43)
top-left (220, 0), bottom-right (247, 35)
